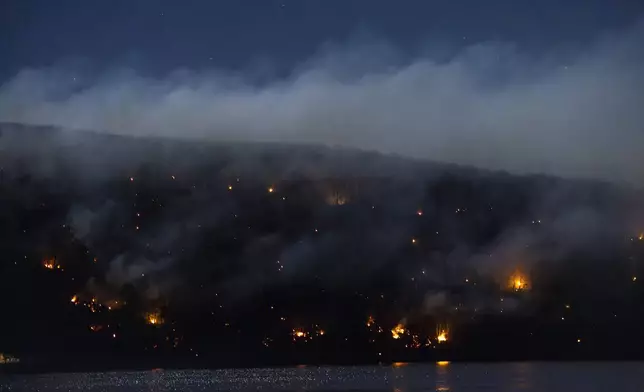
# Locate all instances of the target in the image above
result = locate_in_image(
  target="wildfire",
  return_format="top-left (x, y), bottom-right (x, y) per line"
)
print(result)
top-left (513, 277), bottom-right (526, 291)
top-left (292, 329), bottom-right (308, 340)
top-left (391, 323), bottom-right (406, 339)
top-left (267, 187), bottom-right (274, 193)
top-left (409, 334), bottom-right (422, 349)
top-left (508, 271), bottom-right (529, 291)
top-left (437, 331), bottom-right (448, 343)
top-left (367, 315), bottom-right (375, 327)
top-left (87, 299), bottom-right (100, 313)
top-left (145, 311), bottom-right (163, 326)
top-left (42, 258), bottom-right (59, 270)
top-left (70, 295), bottom-right (78, 304)
top-left (436, 325), bottom-right (449, 343)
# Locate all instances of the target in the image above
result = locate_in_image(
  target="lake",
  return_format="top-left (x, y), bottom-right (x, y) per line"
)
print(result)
top-left (3, 362), bottom-right (644, 391)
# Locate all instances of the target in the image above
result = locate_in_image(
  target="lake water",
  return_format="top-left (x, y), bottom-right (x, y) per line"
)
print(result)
top-left (3, 362), bottom-right (644, 391)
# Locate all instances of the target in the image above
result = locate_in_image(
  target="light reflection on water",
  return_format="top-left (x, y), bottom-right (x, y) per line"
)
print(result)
top-left (435, 361), bottom-right (450, 391)
top-left (4, 362), bottom-right (644, 391)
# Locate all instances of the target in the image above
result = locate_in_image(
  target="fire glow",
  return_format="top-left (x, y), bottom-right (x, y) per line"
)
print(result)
top-left (145, 311), bottom-right (163, 326)
top-left (509, 271), bottom-right (529, 291)
top-left (42, 258), bottom-right (60, 270)
top-left (391, 323), bottom-right (406, 339)
top-left (436, 325), bottom-right (450, 344)
top-left (292, 329), bottom-right (308, 341)
top-left (437, 331), bottom-right (448, 343)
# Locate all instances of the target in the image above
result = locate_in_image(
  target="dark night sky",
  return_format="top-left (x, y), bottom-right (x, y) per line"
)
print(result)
top-left (2, 0), bottom-right (644, 79)
top-left (1, 1), bottom-right (644, 182)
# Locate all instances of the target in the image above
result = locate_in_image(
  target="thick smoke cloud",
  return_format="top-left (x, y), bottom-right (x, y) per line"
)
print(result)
top-left (1, 21), bottom-right (643, 183)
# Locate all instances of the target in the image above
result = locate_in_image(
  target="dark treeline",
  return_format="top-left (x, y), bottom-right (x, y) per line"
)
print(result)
top-left (1, 122), bottom-right (644, 371)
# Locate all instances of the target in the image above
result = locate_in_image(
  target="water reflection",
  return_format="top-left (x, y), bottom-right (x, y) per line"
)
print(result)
top-left (435, 360), bottom-right (451, 392)
top-left (5, 362), bottom-right (644, 391)
top-left (391, 361), bottom-right (409, 392)
top-left (512, 362), bottom-right (534, 390)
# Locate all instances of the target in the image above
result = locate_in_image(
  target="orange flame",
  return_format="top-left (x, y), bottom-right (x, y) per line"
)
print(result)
top-left (391, 323), bottom-right (405, 339)
top-left (292, 329), bottom-right (308, 340)
top-left (42, 259), bottom-right (56, 269)
top-left (145, 311), bottom-right (163, 325)
top-left (437, 331), bottom-right (448, 343)
top-left (436, 325), bottom-right (450, 343)
top-left (508, 271), bottom-right (529, 291)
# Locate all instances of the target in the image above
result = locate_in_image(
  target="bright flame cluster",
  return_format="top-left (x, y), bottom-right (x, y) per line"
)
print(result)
top-left (292, 328), bottom-right (309, 341)
top-left (437, 331), bottom-right (448, 343)
top-left (145, 311), bottom-right (163, 326)
top-left (42, 258), bottom-right (60, 270)
top-left (509, 271), bottom-right (529, 291)
top-left (391, 323), bottom-right (406, 339)
top-left (291, 326), bottom-right (326, 342)
top-left (436, 325), bottom-right (450, 343)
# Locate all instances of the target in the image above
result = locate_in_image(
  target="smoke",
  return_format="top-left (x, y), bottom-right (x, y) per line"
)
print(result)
top-left (105, 255), bottom-right (167, 288)
top-left (68, 203), bottom-right (116, 243)
top-left (422, 292), bottom-right (448, 315)
top-left (1, 21), bottom-right (644, 183)
top-left (46, 142), bottom-right (639, 308)
top-left (1, 19), bottom-right (643, 320)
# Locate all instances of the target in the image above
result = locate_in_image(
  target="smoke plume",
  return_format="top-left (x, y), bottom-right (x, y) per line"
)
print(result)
top-left (1, 21), bottom-right (643, 183)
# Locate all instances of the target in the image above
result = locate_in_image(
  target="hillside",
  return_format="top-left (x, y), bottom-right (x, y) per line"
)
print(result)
top-left (1, 122), bottom-right (644, 371)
